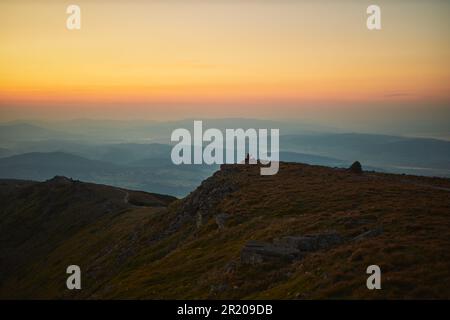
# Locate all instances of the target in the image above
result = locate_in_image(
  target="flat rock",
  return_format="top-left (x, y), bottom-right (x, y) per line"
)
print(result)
top-left (240, 240), bottom-right (302, 265)
top-left (274, 232), bottom-right (343, 252)
top-left (240, 232), bottom-right (343, 265)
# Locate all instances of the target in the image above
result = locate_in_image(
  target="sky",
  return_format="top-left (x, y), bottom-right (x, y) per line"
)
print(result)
top-left (0, 0), bottom-right (449, 133)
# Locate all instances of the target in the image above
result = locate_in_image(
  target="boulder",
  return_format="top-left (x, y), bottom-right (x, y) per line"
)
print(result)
top-left (241, 232), bottom-right (343, 265)
top-left (240, 241), bottom-right (302, 265)
top-left (348, 161), bottom-right (363, 174)
top-left (274, 232), bottom-right (343, 252)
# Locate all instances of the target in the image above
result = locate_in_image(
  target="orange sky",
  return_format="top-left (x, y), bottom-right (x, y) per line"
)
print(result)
top-left (0, 0), bottom-right (449, 120)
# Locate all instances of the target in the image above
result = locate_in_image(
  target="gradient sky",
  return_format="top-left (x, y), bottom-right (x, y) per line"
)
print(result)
top-left (0, 0), bottom-right (449, 128)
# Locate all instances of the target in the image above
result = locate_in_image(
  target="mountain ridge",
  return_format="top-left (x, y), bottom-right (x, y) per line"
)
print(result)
top-left (1, 161), bottom-right (449, 298)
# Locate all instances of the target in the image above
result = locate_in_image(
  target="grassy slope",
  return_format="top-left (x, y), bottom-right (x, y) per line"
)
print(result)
top-left (0, 178), bottom-right (176, 299)
top-left (1, 163), bottom-right (450, 299)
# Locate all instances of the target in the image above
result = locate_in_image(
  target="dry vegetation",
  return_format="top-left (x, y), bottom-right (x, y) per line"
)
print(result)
top-left (1, 163), bottom-right (449, 299)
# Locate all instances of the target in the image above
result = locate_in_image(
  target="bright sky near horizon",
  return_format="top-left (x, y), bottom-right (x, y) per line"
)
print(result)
top-left (0, 0), bottom-right (449, 123)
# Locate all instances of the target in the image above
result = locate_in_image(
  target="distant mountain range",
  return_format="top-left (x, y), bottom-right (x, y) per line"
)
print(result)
top-left (0, 123), bottom-right (81, 142)
top-left (0, 119), bottom-right (335, 144)
top-left (281, 133), bottom-right (450, 176)
top-left (1, 121), bottom-right (450, 198)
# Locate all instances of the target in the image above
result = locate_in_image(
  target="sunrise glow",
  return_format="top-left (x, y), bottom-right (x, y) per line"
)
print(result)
top-left (1, 0), bottom-right (449, 120)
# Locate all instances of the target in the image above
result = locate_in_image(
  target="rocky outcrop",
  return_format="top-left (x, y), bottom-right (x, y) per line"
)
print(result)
top-left (348, 161), bottom-right (363, 174)
top-left (171, 166), bottom-right (241, 230)
top-left (273, 232), bottom-right (343, 252)
top-left (241, 241), bottom-right (303, 264)
top-left (241, 232), bottom-right (343, 265)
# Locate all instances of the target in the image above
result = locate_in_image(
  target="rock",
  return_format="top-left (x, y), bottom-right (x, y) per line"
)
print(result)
top-left (240, 241), bottom-right (302, 265)
top-left (352, 227), bottom-right (383, 242)
top-left (348, 161), bottom-right (363, 174)
top-left (274, 232), bottom-right (343, 252)
top-left (241, 232), bottom-right (344, 265)
top-left (174, 169), bottom-right (239, 228)
top-left (215, 213), bottom-right (229, 230)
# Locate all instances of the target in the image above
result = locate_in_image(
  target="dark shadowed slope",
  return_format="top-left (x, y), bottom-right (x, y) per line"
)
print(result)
top-left (0, 176), bottom-right (175, 295)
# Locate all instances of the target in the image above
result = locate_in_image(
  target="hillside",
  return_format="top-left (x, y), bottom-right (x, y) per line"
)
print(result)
top-left (0, 177), bottom-right (176, 296)
top-left (0, 162), bottom-right (449, 299)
